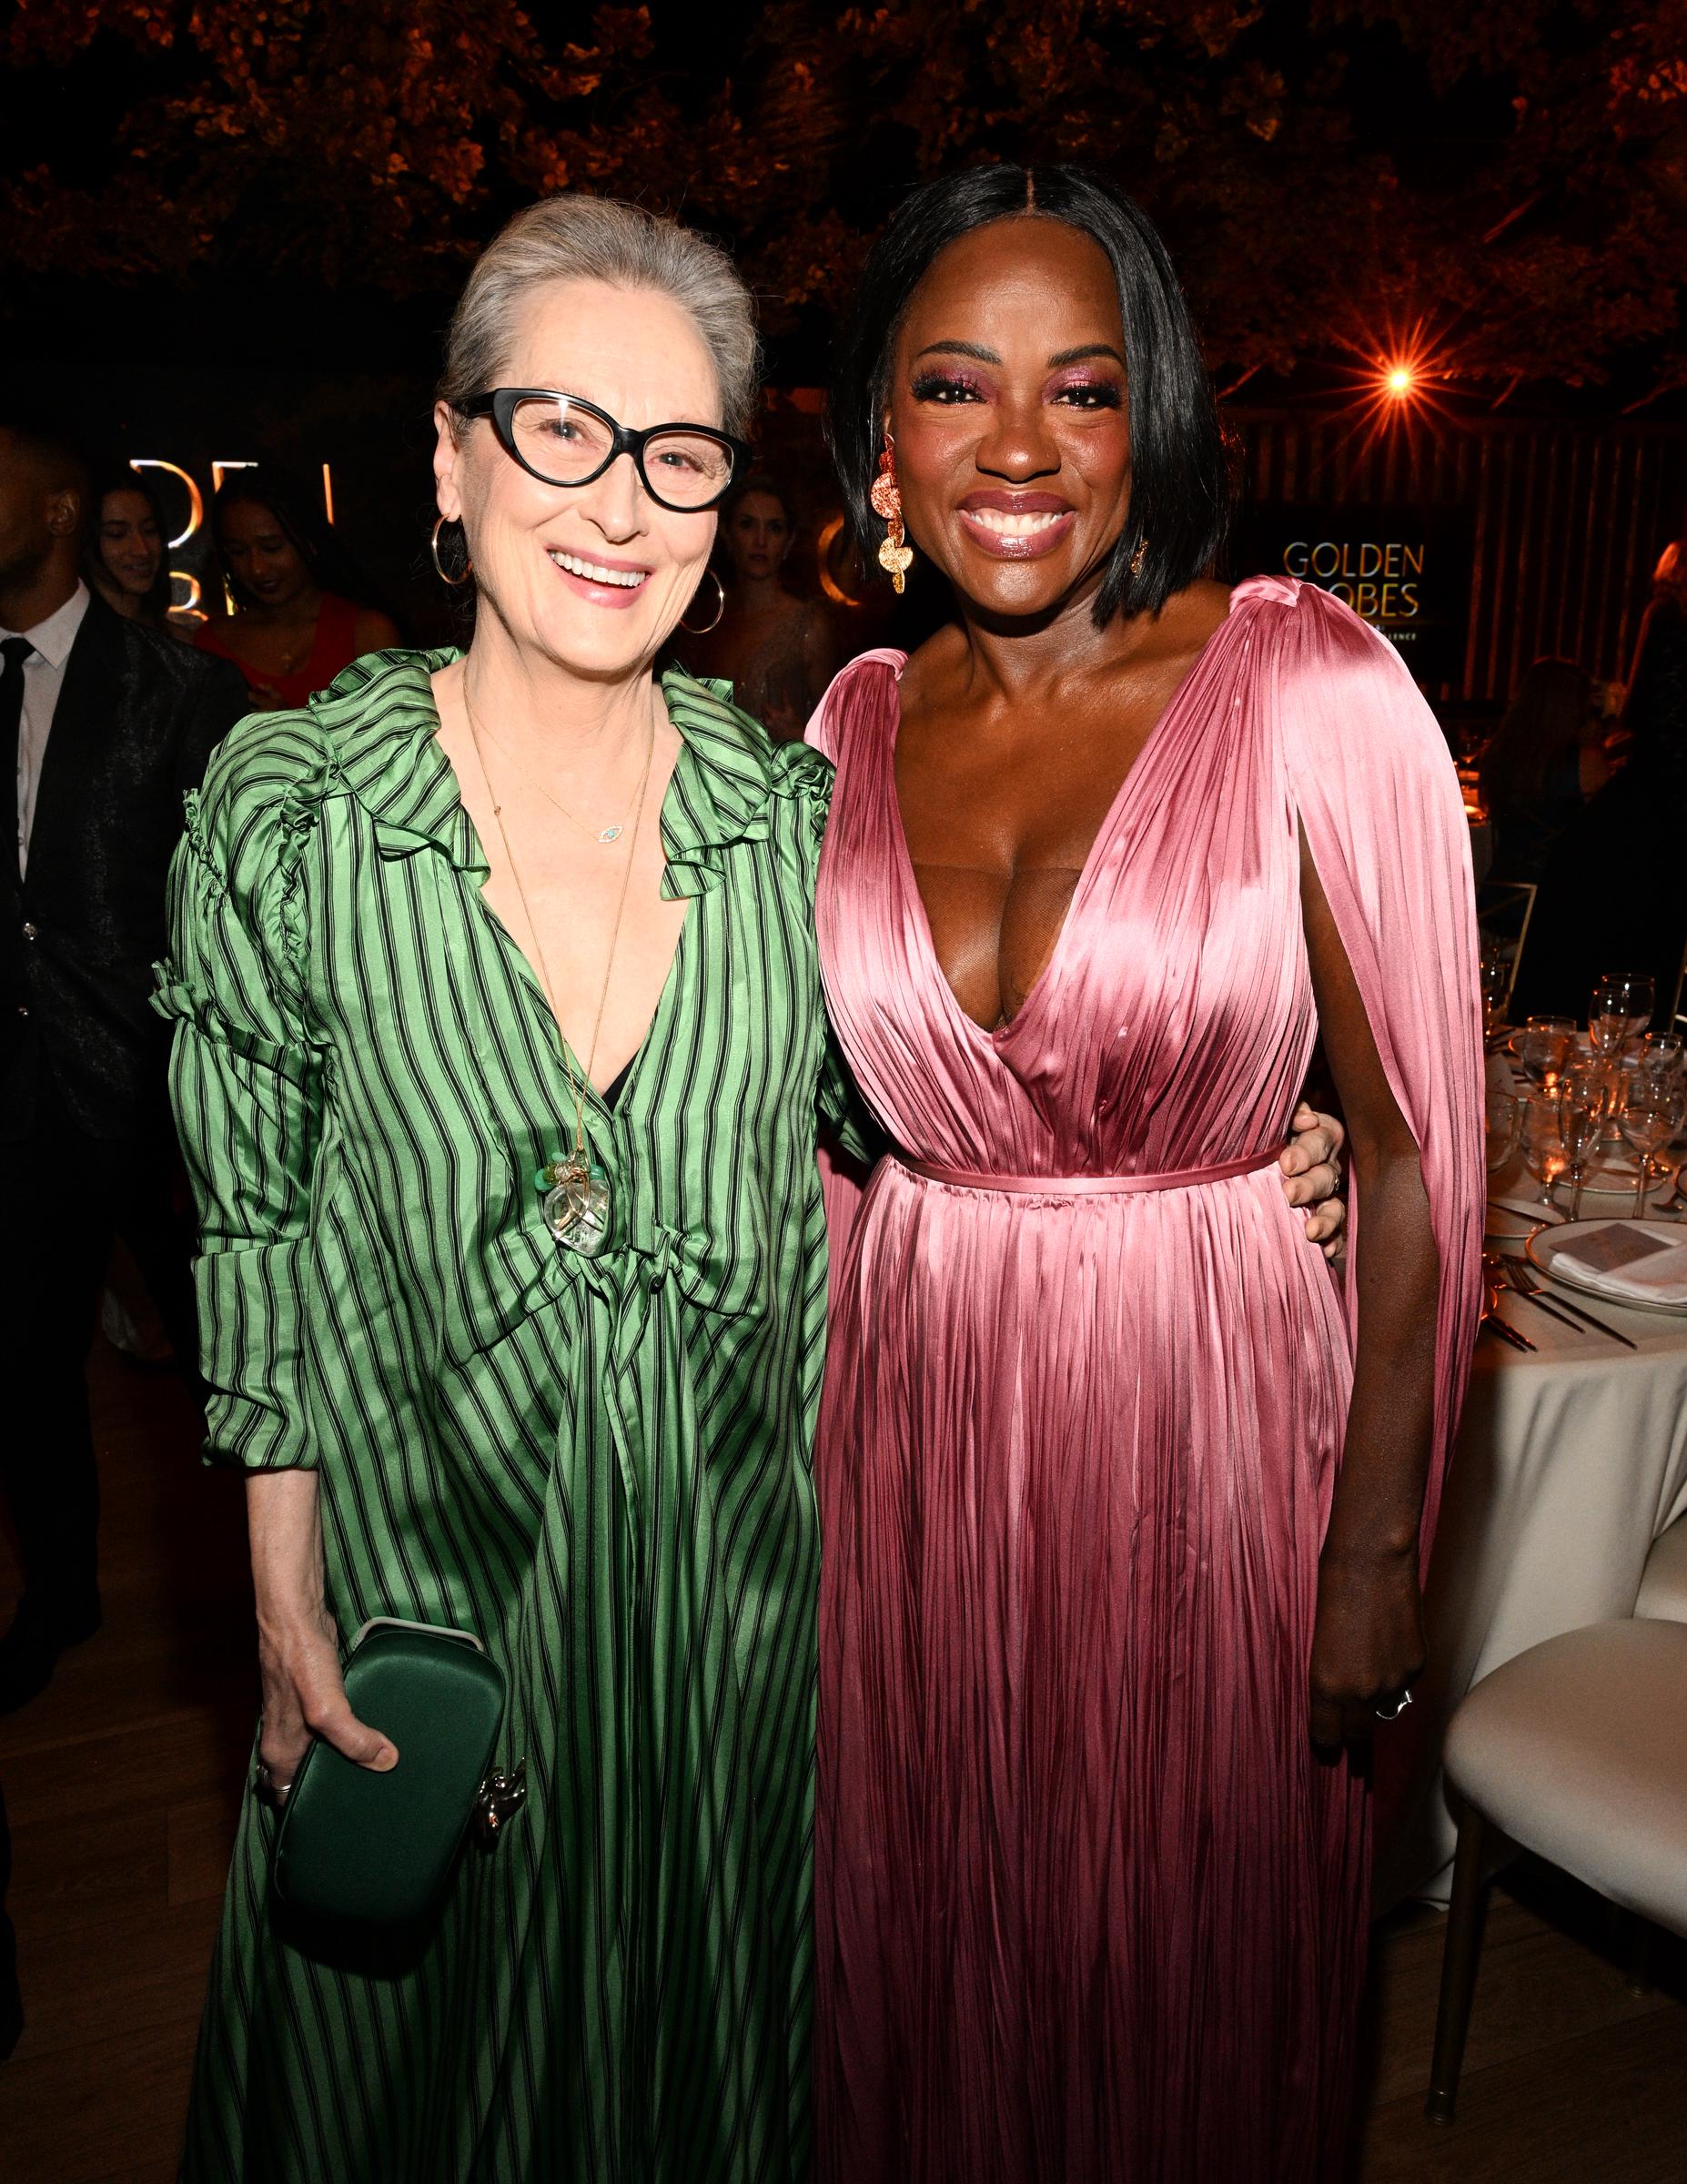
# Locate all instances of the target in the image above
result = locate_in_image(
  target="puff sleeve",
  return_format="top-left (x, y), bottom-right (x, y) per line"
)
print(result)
top-left (153, 715), bottom-right (333, 1471)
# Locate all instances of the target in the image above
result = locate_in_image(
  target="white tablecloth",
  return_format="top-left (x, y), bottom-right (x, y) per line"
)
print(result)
top-left (1377, 1154), bottom-right (1687, 1908)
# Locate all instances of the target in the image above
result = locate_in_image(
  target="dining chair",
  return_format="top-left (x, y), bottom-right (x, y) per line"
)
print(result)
top-left (1474, 881), bottom-right (1538, 1017)
top-left (1634, 1512), bottom-right (1687, 1623)
top-left (1424, 1604), bottom-right (1687, 2123)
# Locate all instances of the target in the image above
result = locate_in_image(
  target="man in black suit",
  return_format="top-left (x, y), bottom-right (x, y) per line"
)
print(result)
top-left (0, 417), bottom-right (247, 1712)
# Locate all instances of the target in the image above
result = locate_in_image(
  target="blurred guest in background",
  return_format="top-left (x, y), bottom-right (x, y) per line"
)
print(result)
top-left (1512, 530), bottom-right (1687, 1025)
top-left (196, 467), bottom-right (399, 709)
top-left (0, 413), bottom-right (246, 1713)
top-left (1623, 532), bottom-right (1687, 752)
top-left (677, 471), bottom-right (837, 739)
top-left (83, 461), bottom-right (175, 632)
top-left (1478, 657), bottom-right (1613, 887)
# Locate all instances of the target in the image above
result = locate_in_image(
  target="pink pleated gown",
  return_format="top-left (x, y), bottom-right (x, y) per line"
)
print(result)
top-left (807, 577), bottom-right (1482, 2183)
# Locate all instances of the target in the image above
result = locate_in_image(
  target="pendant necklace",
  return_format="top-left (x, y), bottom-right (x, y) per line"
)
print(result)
top-left (266, 592), bottom-right (322, 677)
top-left (463, 675), bottom-right (657, 1257)
top-left (472, 711), bottom-right (648, 844)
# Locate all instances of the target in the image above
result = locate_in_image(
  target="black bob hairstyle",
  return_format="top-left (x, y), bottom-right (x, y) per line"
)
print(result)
top-left (828, 164), bottom-right (1231, 627)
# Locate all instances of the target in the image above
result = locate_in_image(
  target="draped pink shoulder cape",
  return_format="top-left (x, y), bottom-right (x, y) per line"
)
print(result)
top-left (806, 576), bottom-right (1482, 2182)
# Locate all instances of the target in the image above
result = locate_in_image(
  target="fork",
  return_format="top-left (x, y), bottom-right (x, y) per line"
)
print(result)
top-left (1490, 1258), bottom-right (1591, 1340)
top-left (1500, 1253), bottom-right (1638, 1350)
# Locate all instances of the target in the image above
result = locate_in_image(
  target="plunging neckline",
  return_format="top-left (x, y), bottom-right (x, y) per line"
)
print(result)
top-left (429, 677), bottom-right (693, 1112)
top-left (884, 590), bottom-right (1245, 1045)
top-left (469, 802), bottom-right (692, 1114)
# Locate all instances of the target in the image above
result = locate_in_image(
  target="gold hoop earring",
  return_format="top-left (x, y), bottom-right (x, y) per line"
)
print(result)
top-left (1128, 536), bottom-right (1148, 580)
top-left (870, 434), bottom-right (913, 595)
top-left (680, 568), bottom-right (726, 635)
top-left (431, 515), bottom-right (473, 587)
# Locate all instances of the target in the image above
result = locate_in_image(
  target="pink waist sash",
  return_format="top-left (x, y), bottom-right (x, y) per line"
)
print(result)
top-left (891, 1147), bottom-right (1281, 1197)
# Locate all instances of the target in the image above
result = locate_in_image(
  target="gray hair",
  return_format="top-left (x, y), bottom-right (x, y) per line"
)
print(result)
top-left (439, 195), bottom-right (760, 437)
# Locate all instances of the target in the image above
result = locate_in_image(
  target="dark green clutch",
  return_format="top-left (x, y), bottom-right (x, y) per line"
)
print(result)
top-left (271, 1619), bottom-right (525, 1928)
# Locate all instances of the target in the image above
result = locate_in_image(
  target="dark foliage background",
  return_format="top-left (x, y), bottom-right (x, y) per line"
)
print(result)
top-left (5, 2), bottom-right (1681, 650)
top-left (4, 0), bottom-right (1683, 401)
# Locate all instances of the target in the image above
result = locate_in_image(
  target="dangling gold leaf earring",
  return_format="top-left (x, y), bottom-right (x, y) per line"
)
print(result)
top-left (1128, 536), bottom-right (1148, 580)
top-left (870, 433), bottom-right (913, 594)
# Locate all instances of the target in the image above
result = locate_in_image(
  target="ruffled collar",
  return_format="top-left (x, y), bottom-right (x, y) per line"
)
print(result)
top-left (308, 647), bottom-right (783, 897)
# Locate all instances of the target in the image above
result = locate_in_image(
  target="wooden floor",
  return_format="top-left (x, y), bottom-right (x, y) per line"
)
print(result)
top-left (2, 1343), bottom-right (1685, 2182)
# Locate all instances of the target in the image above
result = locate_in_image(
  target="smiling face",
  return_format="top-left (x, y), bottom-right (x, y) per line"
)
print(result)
top-left (98, 487), bottom-right (165, 600)
top-left (434, 278), bottom-right (722, 682)
top-left (722, 490), bottom-right (792, 583)
top-left (220, 498), bottom-right (313, 610)
top-left (885, 216), bottom-right (1134, 623)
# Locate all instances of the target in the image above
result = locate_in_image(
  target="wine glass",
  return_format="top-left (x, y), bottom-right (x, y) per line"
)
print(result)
top-left (1484, 1088), bottom-right (1521, 1174)
top-left (1616, 1070), bottom-right (1687, 1217)
top-left (1590, 971), bottom-right (1656, 1059)
top-left (1640, 1031), bottom-right (1685, 1085)
top-left (1559, 1064), bottom-right (1615, 1221)
top-left (1520, 1093), bottom-right (1569, 1208)
top-left (1517, 1016), bottom-right (1574, 1090)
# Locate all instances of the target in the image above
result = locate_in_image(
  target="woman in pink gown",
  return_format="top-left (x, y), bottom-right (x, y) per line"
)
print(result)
top-left (808, 169), bottom-right (1481, 2180)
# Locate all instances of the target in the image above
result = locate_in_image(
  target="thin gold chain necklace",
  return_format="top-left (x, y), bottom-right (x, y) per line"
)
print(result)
top-left (462, 673), bottom-right (657, 1254)
top-left (473, 711), bottom-right (648, 844)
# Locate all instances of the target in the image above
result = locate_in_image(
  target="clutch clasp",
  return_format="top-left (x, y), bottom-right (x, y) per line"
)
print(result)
top-left (474, 1758), bottom-right (528, 1845)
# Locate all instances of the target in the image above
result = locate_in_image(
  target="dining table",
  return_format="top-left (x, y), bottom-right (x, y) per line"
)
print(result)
top-left (1375, 1088), bottom-right (1687, 1911)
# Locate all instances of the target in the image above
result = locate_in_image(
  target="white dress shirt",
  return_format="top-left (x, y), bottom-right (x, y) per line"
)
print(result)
top-left (8, 579), bottom-right (91, 879)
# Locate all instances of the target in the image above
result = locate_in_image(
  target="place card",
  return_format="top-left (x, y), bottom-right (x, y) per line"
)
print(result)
top-left (1562, 1224), bottom-right (1674, 1276)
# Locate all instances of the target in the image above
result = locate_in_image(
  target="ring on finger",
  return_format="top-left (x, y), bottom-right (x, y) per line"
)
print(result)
top-left (255, 1760), bottom-right (295, 1801)
top-left (1374, 1689), bottom-right (1414, 1723)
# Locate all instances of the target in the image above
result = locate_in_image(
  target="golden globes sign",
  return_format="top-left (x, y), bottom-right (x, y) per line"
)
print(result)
top-left (125, 458), bottom-right (336, 621)
top-left (1242, 504), bottom-right (1474, 685)
top-left (1280, 537), bottom-right (1423, 622)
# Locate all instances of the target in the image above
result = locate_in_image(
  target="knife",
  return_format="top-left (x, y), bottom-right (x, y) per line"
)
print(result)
top-left (1499, 1255), bottom-right (1640, 1350)
top-left (1480, 1283), bottom-right (1536, 1351)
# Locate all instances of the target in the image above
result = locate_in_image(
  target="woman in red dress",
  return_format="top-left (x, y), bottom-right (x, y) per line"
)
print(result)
top-left (196, 469), bottom-right (399, 709)
top-left (808, 167), bottom-right (1481, 2181)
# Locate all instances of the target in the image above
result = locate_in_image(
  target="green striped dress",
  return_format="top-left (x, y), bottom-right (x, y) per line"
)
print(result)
top-left (157, 651), bottom-right (842, 2184)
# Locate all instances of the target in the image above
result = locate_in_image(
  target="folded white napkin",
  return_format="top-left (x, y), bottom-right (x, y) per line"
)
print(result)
top-left (1553, 1223), bottom-right (1687, 1305)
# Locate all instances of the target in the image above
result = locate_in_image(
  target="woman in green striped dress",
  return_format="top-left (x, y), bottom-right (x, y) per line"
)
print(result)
top-left (159, 197), bottom-right (844, 2183)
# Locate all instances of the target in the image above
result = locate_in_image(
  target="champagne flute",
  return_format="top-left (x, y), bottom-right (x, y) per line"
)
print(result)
top-left (1520, 1093), bottom-right (1569, 1208)
top-left (1559, 1065), bottom-right (1614, 1221)
top-left (1616, 1071), bottom-right (1687, 1217)
top-left (1517, 1016), bottom-right (1574, 1090)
